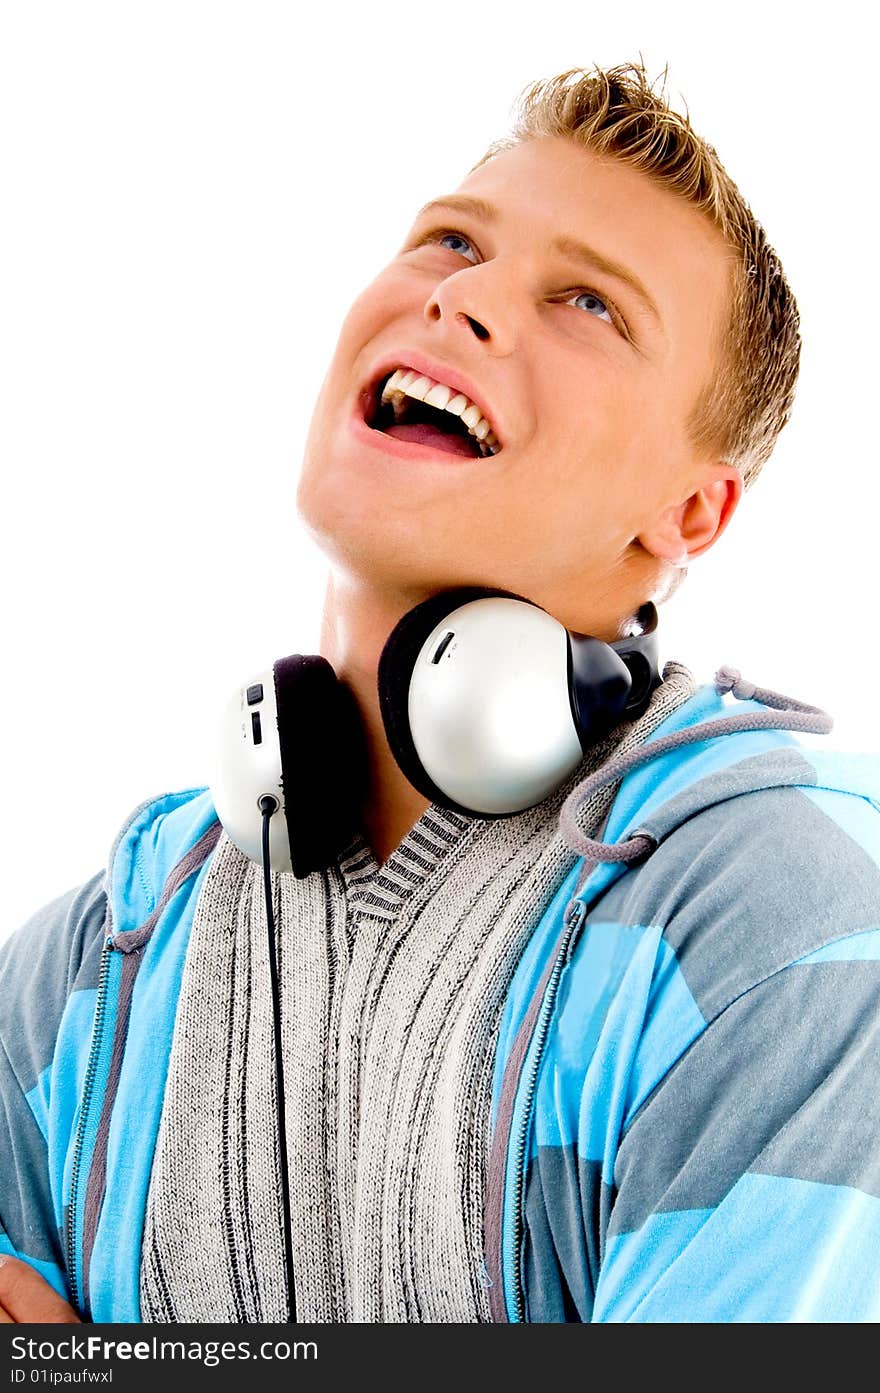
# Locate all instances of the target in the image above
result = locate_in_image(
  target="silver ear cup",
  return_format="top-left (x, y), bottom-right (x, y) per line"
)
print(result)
top-left (407, 597), bottom-right (583, 815)
top-left (209, 669), bottom-right (293, 872)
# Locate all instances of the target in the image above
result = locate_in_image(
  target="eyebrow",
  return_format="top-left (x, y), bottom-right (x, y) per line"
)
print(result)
top-left (413, 194), bottom-right (663, 329)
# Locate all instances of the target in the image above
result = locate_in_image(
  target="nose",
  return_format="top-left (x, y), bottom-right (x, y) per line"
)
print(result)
top-left (423, 264), bottom-right (517, 357)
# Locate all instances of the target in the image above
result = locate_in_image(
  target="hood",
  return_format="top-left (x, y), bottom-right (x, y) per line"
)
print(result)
top-left (558, 664), bottom-right (878, 901)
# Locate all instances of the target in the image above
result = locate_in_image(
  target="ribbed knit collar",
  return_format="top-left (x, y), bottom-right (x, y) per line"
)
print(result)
top-left (337, 805), bottom-right (476, 922)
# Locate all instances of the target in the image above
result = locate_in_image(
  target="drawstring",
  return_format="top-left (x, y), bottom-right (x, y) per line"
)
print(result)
top-left (559, 666), bottom-right (833, 899)
top-left (712, 664), bottom-right (827, 710)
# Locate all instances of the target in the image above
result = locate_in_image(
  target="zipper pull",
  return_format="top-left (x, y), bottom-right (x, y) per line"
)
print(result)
top-left (562, 899), bottom-right (587, 966)
top-left (564, 899), bottom-right (586, 930)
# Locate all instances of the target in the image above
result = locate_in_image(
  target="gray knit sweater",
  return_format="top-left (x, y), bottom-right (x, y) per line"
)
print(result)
top-left (139, 661), bottom-right (698, 1322)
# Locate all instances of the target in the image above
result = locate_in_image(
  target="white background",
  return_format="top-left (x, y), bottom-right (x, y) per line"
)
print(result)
top-left (1, 2), bottom-right (877, 941)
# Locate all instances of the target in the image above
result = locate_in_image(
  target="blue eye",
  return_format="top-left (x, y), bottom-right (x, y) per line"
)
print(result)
top-left (438, 232), bottom-right (478, 263)
top-left (566, 290), bottom-right (614, 325)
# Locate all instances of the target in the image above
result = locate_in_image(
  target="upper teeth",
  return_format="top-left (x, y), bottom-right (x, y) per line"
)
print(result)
top-left (380, 368), bottom-right (500, 457)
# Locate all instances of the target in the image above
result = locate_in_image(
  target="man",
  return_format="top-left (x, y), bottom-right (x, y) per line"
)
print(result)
top-left (2, 62), bottom-right (879, 1324)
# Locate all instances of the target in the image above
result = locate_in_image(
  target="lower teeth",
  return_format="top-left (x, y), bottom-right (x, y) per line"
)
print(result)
top-left (383, 389), bottom-right (496, 456)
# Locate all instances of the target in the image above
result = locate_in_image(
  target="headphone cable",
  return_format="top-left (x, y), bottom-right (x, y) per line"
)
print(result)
top-left (260, 795), bottom-right (296, 1322)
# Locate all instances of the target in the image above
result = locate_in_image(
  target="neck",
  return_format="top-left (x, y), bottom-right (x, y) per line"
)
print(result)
top-left (315, 570), bottom-right (651, 867)
top-left (318, 571), bottom-right (433, 867)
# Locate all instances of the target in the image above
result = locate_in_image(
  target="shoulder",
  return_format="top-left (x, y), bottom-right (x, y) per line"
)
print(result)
top-left (1, 870), bottom-right (107, 994)
top-left (599, 745), bottom-right (880, 1023)
top-left (103, 786), bottom-right (218, 932)
top-left (0, 785), bottom-right (217, 1087)
top-left (0, 870), bottom-right (107, 1106)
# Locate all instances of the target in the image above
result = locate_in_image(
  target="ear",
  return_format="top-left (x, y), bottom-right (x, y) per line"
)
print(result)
top-left (636, 465), bottom-right (743, 565)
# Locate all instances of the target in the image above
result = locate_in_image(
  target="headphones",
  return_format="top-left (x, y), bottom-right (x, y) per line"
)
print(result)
top-left (209, 584), bottom-right (662, 878)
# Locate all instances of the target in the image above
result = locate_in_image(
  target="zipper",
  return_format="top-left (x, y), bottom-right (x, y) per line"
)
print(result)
top-left (63, 816), bottom-right (222, 1319)
top-left (506, 896), bottom-right (587, 1323)
top-left (65, 933), bottom-right (116, 1314)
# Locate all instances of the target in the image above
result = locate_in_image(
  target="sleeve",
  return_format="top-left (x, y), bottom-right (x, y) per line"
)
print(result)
top-left (594, 944), bottom-right (880, 1321)
top-left (592, 783), bottom-right (880, 1323)
top-left (0, 873), bottom-right (108, 1299)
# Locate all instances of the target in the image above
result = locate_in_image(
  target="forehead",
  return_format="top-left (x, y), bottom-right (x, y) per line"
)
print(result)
top-left (444, 136), bottom-right (734, 357)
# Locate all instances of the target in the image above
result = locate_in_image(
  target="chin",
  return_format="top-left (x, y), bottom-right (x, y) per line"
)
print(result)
top-left (295, 422), bottom-right (514, 594)
top-left (297, 493), bottom-right (494, 600)
top-left (297, 482), bottom-right (432, 585)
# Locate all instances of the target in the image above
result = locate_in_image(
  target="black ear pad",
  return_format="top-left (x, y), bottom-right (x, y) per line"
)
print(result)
top-left (273, 654), bottom-right (369, 878)
top-left (567, 600), bottom-right (662, 748)
top-left (611, 601), bottom-right (662, 716)
top-left (377, 585), bottom-right (539, 807)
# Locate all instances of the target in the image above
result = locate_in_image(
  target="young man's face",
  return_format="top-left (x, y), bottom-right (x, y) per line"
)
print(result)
top-left (296, 135), bottom-right (739, 636)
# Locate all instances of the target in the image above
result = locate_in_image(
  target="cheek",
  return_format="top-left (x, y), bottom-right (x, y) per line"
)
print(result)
top-left (530, 353), bottom-right (631, 467)
top-left (334, 268), bottom-right (413, 359)
top-left (555, 365), bottom-right (670, 468)
top-left (336, 282), bottom-right (384, 351)
top-left (521, 356), bottom-right (678, 535)
top-left (306, 272), bottom-right (406, 428)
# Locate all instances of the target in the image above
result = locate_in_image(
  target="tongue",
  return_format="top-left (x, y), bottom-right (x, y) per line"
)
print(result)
top-left (384, 421), bottom-right (477, 457)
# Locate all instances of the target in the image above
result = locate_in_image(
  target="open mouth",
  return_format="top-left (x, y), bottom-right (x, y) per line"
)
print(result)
top-left (364, 367), bottom-right (502, 460)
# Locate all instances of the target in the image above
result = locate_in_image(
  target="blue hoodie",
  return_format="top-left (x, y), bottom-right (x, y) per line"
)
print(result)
top-left (2, 673), bottom-right (880, 1322)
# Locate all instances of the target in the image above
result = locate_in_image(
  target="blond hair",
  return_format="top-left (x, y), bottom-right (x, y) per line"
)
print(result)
top-left (472, 62), bottom-right (800, 494)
